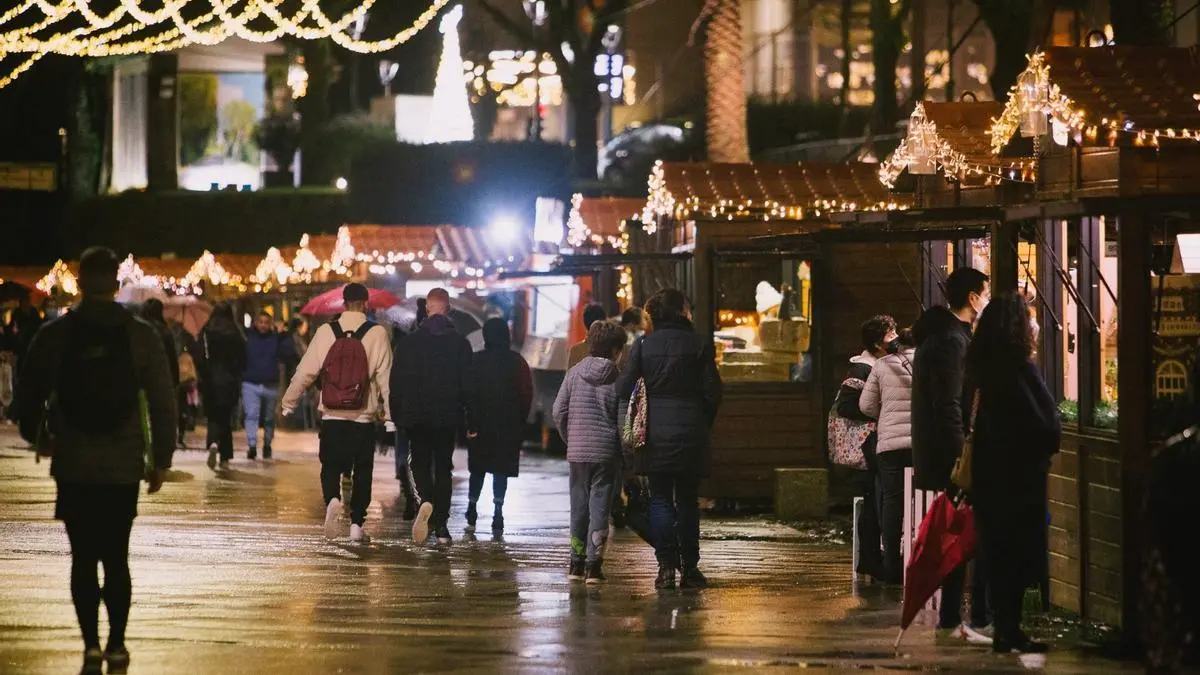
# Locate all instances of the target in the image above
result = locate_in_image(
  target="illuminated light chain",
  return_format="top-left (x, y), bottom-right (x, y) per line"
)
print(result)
top-left (880, 102), bottom-right (1037, 188)
top-left (990, 50), bottom-right (1200, 153)
top-left (253, 246), bottom-right (293, 287)
top-left (328, 225), bottom-right (356, 276)
top-left (306, 0), bottom-right (451, 54)
top-left (290, 233), bottom-right (321, 283)
top-left (565, 192), bottom-right (589, 247)
top-left (36, 259), bottom-right (78, 296)
top-left (0, 1), bottom-right (39, 28)
top-left (640, 160), bottom-right (668, 234)
top-left (71, 0), bottom-right (129, 30)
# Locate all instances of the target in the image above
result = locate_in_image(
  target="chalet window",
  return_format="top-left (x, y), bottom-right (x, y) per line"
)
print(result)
top-left (713, 255), bottom-right (814, 383)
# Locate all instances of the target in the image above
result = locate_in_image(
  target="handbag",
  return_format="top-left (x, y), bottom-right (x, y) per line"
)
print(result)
top-left (951, 390), bottom-right (979, 491)
top-left (621, 377), bottom-right (647, 451)
top-left (826, 377), bottom-right (873, 470)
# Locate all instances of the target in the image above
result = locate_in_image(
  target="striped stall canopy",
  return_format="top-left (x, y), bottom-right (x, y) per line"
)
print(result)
top-left (435, 225), bottom-right (530, 267)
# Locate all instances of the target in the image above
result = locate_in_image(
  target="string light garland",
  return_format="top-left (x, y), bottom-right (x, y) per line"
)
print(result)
top-left (990, 49), bottom-right (1200, 153)
top-left (35, 259), bottom-right (78, 296)
top-left (0, 0), bottom-right (451, 89)
top-left (880, 102), bottom-right (1036, 188)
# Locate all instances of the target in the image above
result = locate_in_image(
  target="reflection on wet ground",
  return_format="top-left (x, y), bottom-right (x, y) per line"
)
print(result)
top-left (0, 428), bottom-right (1141, 673)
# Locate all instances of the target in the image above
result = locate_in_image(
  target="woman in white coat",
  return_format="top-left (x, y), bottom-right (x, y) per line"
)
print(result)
top-left (859, 328), bottom-right (916, 585)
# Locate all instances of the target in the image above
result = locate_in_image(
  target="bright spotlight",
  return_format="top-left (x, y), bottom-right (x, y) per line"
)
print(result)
top-left (335, 177), bottom-right (348, 190)
top-left (489, 215), bottom-right (520, 243)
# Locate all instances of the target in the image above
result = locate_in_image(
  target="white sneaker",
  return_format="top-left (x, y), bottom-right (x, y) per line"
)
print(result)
top-left (324, 498), bottom-right (342, 539)
top-left (412, 502), bottom-right (433, 543)
top-left (349, 524), bottom-right (369, 543)
top-left (206, 449), bottom-right (217, 470)
top-left (937, 623), bottom-right (994, 645)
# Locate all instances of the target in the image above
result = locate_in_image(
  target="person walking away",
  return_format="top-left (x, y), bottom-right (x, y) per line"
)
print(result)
top-left (242, 311), bottom-right (294, 460)
top-left (911, 266), bottom-right (992, 643)
top-left (554, 321), bottom-right (627, 583)
top-left (464, 318), bottom-right (532, 534)
top-left (282, 284), bottom-right (393, 543)
top-left (199, 303), bottom-right (245, 469)
top-left (617, 289), bottom-right (722, 590)
top-left (966, 292), bottom-right (1059, 654)
top-left (391, 288), bottom-right (473, 546)
top-left (620, 307), bottom-right (646, 346)
top-left (167, 320), bottom-right (200, 447)
top-left (568, 303), bottom-right (608, 369)
top-left (140, 300), bottom-right (180, 391)
top-left (16, 247), bottom-right (176, 675)
top-left (837, 315), bottom-right (896, 582)
top-left (859, 327), bottom-right (916, 585)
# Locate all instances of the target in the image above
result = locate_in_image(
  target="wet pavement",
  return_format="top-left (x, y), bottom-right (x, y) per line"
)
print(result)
top-left (0, 426), bottom-right (1142, 674)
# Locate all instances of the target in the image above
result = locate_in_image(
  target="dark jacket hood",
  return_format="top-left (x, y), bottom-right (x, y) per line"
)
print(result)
top-left (577, 356), bottom-right (618, 386)
top-left (74, 299), bottom-right (135, 327)
top-left (421, 313), bottom-right (458, 336)
top-left (482, 317), bottom-right (510, 349)
top-left (912, 305), bottom-right (969, 345)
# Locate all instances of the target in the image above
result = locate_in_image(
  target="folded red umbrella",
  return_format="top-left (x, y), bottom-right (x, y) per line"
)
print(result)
top-left (301, 285), bottom-right (400, 316)
top-left (895, 492), bottom-right (977, 648)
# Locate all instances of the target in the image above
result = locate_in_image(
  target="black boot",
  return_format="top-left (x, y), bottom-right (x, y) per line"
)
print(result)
top-left (492, 503), bottom-right (504, 533)
top-left (655, 564), bottom-right (676, 590)
top-left (398, 471), bottom-right (417, 520)
top-left (465, 502), bottom-right (478, 534)
top-left (262, 444), bottom-right (272, 460)
top-left (247, 446), bottom-right (257, 461)
top-left (680, 566), bottom-right (708, 589)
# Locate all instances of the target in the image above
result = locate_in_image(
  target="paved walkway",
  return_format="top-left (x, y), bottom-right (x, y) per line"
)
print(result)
top-left (0, 427), bottom-right (1140, 674)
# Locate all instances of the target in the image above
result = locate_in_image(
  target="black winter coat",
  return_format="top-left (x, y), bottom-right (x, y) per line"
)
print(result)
top-left (199, 325), bottom-right (245, 409)
top-left (972, 359), bottom-right (1060, 588)
top-left (466, 346), bottom-right (533, 477)
top-left (910, 306), bottom-right (972, 491)
top-left (617, 319), bottom-right (723, 477)
top-left (390, 314), bottom-right (473, 430)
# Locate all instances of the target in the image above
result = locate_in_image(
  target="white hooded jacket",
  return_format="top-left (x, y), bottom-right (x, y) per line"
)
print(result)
top-left (859, 347), bottom-right (915, 454)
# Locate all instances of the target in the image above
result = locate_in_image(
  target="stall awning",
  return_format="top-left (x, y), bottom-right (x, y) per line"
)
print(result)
top-left (880, 102), bottom-right (1036, 187)
top-left (436, 225), bottom-right (529, 266)
top-left (644, 161), bottom-right (912, 223)
top-left (566, 195), bottom-right (643, 249)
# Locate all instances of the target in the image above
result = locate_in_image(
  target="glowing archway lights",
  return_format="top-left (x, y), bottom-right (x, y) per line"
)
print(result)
top-left (0, 0), bottom-right (452, 90)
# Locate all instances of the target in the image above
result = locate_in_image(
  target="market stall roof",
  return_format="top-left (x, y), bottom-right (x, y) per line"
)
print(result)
top-left (643, 160), bottom-right (911, 224)
top-left (565, 195), bottom-right (643, 249)
top-left (0, 265), bottom-right (53, 291)
top-left (880, 102), bottom-right (1036, 187)
top-left (435, 225), bottom-right (528, 267)
top-left (990, 46), bottom-right (1200, 152)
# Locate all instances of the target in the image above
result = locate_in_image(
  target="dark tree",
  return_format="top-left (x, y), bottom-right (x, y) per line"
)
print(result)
top-left (869, 0), bottom-right (912, 134)
top-left (1110, 0), bottom-right (1174, 46)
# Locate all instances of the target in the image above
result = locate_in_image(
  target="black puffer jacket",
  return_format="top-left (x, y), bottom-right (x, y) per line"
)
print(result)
top-left (910, 306), bottom-right (972, 491)
top-left (466, 319), bottom-right (532, 477)
top-left (617, 318), bottom-right (723, 477)
top-left (390, 313), bottom-right (473, 430)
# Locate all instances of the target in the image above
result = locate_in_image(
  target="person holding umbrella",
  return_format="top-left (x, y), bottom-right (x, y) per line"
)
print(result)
top-left (965, 291), bottom-right (1059, 654)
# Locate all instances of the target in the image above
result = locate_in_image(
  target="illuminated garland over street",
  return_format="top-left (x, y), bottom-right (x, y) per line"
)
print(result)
top-left (0, 0), bottom-right (451, 89)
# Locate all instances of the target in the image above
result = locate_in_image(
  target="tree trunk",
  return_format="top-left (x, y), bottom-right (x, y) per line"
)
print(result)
top-left (705, 0), bottom-right (750, 163)
top-left (1110, 0), bottom-right (1173, 46)
top-left (570, 68), bottom-right (603, 180)
top-left (298, 40), bottom-right (333, 187)
top-left (910, 0), bottom-right (926, 103)
top-left (870, 0), bottom-right (903, 134)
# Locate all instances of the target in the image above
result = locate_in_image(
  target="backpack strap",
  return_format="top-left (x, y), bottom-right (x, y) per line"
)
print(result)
top-left (330, 320), bottom-right (346, 338)
top-left (352, 321), bottom-right (375, 341)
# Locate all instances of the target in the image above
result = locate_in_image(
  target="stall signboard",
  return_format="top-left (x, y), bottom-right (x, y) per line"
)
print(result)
top-left (0, 162), bottom-right (57, 191)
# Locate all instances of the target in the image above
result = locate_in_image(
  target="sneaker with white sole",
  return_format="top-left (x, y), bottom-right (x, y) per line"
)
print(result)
top-left (936, 623), bottom-right (994, 645)
top-left (349, 524), bottom-right (369, 543)
top-left (412, 501), bottom-right (433, 543)
top-left (324, 498), bottom-right (342, 539)
top-left (206, 449), bottom-right (218, 470)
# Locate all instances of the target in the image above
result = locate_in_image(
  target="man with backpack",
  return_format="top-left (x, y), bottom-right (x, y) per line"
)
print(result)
top-left (282, 283), bottom-right (393, 543)
top-left (16, 247), bottom-right (177, 675)
top-left (390, 288), bottom-right (473, 546)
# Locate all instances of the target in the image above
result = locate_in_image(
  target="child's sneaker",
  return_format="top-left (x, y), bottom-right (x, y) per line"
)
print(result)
top-left (568, 561), bottom-right (586, 581)
top-left (585, 561), bottom-right (606, 584)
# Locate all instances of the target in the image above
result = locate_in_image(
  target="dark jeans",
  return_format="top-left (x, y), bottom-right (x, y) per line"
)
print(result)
top-left (468, 471), bottom-right (509, 505)
top-left (208, 402), bottom-right (235, 460)
top-left (647, 473), bottom-right (701, 569)
top-left (393, 428), bottom-right (410, 479)
top-left (63, 512), bottom-right (135, 650)
top-left (318, 420), bottom-right (376, 526)
top-left (408, 426), bottom-right (457, 529)
top-left (940, 555), bottom-right (991, 629)
top-left (856, 440), bottom-right (884, 578)
top-left (877, 449), bottom-right (912, 584)
top-left (569, 461), bottom-right (618, 563)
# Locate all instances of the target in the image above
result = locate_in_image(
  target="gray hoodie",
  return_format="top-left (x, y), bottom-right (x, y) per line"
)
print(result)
top-left (552, 356), bottom-right (621, 464)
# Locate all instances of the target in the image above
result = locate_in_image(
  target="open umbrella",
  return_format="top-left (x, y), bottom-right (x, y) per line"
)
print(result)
top-left (163, 296), bottom-right (213, 337)
top-left (301, 285), bottom-right (400, 316)
top-left (116, 284), bottom-right (167, 306)
top-left (895, 492), bottom-right (977, 649)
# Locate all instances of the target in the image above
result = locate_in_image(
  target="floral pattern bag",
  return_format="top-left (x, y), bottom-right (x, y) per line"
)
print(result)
top-left (826, 377), bottom-right (873, 470)
top-left (622, 377), bottom-right (647, 451)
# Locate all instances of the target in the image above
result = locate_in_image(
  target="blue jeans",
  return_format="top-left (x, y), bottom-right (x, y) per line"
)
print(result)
top-left (647, 473), bottom-right (701, 569)
top-left (241, 382), bottom-right (278, 449)
top-left (468, 471), bottom-right (509, 505)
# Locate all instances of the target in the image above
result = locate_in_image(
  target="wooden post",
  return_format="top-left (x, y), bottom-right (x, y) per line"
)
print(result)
top-left (146, 54), bottom-right (178, 191)
top-left (1117, 212), bottom-right (1151, 637)
top-left (990, 220), bottom-right (1020, 292)
top-left (693, 223), bottom-right (715, 338)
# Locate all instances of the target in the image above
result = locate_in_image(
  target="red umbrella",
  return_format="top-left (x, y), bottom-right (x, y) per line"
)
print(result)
top-left (894, 492), bottom-right (977, 649)
top-left (301, 285), bottom-right (400, 316)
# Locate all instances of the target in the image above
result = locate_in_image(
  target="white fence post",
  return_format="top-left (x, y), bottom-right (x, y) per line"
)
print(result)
top-left (903, 467), bottom-right (941, 615)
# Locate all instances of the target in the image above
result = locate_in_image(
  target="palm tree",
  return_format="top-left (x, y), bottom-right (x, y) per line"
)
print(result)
top-left (703, 0), bottom-right (749, 163)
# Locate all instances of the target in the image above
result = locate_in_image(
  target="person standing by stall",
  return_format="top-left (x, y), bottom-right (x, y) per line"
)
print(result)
top-left (966, 291), bottom-right (1059, 654)
top-left (15, 247), bottom-right (176, 675)
top-left (464, 318), bottom-right (533, 535)
top-left (391, 288), bottom-right (473, 547)
top-left (618, 288), bottom-right (722, 590)
top-left (568, 304), bottom-right (608, 369)
top-left (199, 303), bottom-right (245, 470)
top-left (242, 311), bottom-right (293, 460)
top-left (911, 266), bottom-right (992, 643)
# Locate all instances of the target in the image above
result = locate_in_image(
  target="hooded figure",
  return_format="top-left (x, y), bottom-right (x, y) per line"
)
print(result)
top-left (466, 318), bottom-right (533, 478)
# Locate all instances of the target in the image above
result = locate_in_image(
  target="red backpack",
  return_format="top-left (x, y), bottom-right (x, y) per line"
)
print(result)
top-left (320, 320), bottom-right (375, 410)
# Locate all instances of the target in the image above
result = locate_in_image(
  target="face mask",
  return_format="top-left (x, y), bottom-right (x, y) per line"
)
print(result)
top-left (886, 339), bottom-right (901, 354)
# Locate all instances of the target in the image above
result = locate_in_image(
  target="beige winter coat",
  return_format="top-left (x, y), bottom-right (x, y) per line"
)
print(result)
top-left (281, 311), bottom-right (393, 424)
top-left (859, 348), bottom-right (915, 454)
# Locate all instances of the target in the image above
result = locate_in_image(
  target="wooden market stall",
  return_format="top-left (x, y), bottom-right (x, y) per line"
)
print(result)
top-left (642, 161), bottom-right (919, 507)
top-left (988, 44), bottom-right (1200, 634)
